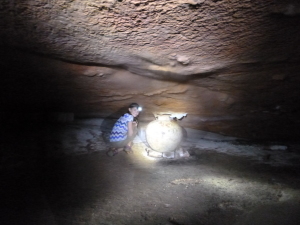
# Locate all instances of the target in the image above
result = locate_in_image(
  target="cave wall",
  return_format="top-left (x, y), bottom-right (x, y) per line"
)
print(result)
top-left (1, 0), bottom-right (300, 140)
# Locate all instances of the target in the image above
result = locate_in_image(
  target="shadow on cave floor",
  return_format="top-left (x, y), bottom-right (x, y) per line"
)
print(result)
top-left (1, 118), bottom-right (300, 225)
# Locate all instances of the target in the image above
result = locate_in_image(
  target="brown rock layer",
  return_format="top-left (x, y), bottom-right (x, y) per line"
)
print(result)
top-left (1, 0), bottom-right (300, 140)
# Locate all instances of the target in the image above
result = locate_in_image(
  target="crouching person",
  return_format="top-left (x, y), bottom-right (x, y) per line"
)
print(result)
top-left (107, 103), bottom-right (142, 156)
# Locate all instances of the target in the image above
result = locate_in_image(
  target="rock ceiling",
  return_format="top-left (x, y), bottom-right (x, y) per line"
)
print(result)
top-left (1, 0), bottom-right (300, 140)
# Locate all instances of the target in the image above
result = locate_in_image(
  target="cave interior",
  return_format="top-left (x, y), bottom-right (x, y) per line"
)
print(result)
top-left (1, 1), bottom-right (300, 225)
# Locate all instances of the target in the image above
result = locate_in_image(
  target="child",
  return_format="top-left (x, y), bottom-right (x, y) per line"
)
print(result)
top-left (107, 103), bottom-right (142, 156)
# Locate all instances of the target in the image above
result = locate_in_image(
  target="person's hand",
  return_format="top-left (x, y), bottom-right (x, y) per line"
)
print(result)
top-left (133, 121), bottom-right (138, 126)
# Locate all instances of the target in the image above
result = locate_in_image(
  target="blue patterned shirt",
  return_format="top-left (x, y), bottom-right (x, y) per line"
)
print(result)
top-left (110, 113), bottom-right (134, 142)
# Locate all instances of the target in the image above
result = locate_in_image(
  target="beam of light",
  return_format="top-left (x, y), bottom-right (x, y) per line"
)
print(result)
top-left (141, 148), bottom-right (161, 161)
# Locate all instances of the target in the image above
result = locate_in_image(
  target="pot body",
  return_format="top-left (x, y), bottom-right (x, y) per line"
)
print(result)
top-left (145, 115), bottom-right (183, 153)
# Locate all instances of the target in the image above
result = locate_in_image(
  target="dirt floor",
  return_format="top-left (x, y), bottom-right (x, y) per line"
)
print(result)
top-left (1, 120), bottom-right (300, 225)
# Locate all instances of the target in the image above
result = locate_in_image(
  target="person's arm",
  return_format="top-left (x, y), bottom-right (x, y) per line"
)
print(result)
top-left (127, 121), bottom-right (134, 137)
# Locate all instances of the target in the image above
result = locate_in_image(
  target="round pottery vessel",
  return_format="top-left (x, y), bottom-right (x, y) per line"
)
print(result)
top-left (145, 115), bottom-right (183, 153)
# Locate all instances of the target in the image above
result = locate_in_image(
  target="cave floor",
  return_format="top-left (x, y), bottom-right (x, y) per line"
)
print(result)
top-left (1, 120), bottom-right (300, 225)
top-left (1, 144), bottom-right (300, 225)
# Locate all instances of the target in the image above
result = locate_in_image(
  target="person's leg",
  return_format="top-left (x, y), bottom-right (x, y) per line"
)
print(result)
top-left (107, 141), bottom-right (125, 156)
top-left (123, 126), bottom-right (138, 152)
top-left (108, 127), bottom-right (138, 155)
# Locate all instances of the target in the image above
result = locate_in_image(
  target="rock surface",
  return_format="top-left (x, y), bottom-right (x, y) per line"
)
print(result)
top-left (1, 0), bottom-right (300, 140)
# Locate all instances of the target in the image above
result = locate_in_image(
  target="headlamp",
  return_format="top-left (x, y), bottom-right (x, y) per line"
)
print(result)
top-left (138, 106), bottom-right (142, 112)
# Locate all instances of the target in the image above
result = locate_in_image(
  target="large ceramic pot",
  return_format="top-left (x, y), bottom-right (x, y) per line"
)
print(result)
top-left (145, 115), bottom-right (183, 153)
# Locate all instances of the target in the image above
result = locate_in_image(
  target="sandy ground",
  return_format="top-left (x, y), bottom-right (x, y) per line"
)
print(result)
top-left (1, 118), bottom-right (300, 225)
